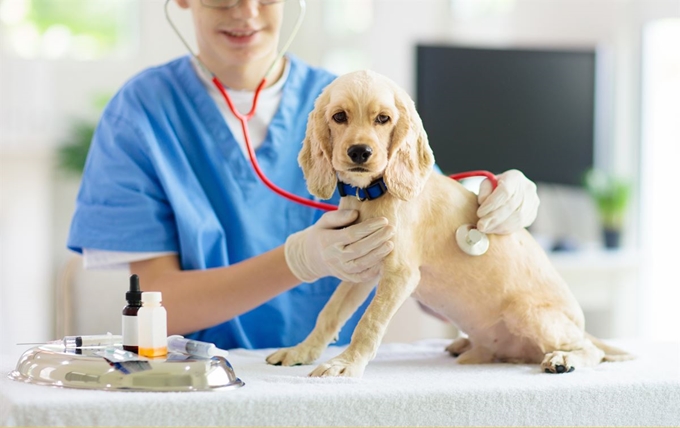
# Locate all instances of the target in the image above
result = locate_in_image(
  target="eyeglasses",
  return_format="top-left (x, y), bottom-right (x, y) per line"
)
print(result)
top-left (201, 0), bottom-right (286, 9)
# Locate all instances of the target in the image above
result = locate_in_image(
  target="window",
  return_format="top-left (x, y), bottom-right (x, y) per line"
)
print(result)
top-left (640, 18), bottom-right (680, 341)
top-left (0, 0), bottom-right (137, 60)
top-left (320, 0), bottom-right (373, 74)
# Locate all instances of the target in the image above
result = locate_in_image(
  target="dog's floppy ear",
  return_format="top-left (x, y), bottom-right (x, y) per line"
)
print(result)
top-left (384, 85), bottom-right (435, 201)
top-left (299, 89), bottom-right (337, 200)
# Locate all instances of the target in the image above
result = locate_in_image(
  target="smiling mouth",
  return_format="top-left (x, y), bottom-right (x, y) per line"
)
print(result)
top-left (348, 167), bottom-right (370, 172)
top-left (221, 30), bottom-right (258, 38)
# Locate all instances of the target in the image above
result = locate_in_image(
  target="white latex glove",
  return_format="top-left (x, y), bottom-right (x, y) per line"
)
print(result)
top-left (285, 209), bottom-right (395, 283)
top-left (476, 169), bottom-right (540, 234)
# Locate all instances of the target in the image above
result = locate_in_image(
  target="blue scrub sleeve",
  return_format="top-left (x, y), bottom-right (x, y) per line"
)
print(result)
top-left (67, 111), bottom-right (178, 254)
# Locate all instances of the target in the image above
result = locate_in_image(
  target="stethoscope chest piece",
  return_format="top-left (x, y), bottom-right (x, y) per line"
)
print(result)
top-left (455, 224), bottom-right (489, 256)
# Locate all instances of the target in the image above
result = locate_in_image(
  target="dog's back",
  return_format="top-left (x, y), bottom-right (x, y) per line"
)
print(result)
top-left (418, 174), bottom-right (586, 361)
top-left (343, 172), bottom-right (586, 363)
top-left (268, 69), bottom-right (632, 376)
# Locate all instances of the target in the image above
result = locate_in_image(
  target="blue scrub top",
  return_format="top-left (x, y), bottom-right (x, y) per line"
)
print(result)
top-left (67, 54), bottom-right (375, 350)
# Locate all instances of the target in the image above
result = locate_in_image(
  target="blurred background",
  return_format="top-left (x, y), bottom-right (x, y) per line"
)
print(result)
top-left (1, 0), bottom-right (679, 360)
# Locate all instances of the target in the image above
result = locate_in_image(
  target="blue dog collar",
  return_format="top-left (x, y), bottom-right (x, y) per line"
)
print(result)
top-left (337, 178), bottom-right (388, 201)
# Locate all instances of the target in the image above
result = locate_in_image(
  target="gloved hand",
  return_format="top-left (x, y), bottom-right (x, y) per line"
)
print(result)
top-left (285, 209), bottom-right (395, 283)
top-left (476, 169), bottom-right (540, 234)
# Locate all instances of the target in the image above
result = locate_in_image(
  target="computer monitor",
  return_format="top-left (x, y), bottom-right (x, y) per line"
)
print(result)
top-left (416, 45), bottom-right (596, 187)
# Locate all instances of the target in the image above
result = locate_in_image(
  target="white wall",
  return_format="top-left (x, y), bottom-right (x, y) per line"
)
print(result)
top-left (294, 0), bottom-right (678, 249)
top-left (1, 0), bottom-right (678, 359)
top-left (0, 149), bottom-right (53, 361)
top-left (639, 18), bottom-right (680, 342)
top-left (1, 0), bottom-right (192, 360)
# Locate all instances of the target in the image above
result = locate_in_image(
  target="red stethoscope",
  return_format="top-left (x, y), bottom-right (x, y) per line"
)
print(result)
top-left (165, 0), bottom-right (498, 213)
top-left (215, 78), bottom-right (498, 211)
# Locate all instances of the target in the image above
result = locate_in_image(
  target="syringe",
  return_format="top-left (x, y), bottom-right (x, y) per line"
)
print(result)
top-left (18, 334), bottom-right (123, 348)
top-left (167, 335), bottom-right (229, 359)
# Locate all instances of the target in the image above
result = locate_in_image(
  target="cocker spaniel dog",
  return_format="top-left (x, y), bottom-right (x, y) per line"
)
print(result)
top-left (266, 70), bottom-right (632, 377)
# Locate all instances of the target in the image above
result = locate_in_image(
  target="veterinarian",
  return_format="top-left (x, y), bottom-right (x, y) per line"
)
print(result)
top-left (67, 0), bottom-right (540, 350)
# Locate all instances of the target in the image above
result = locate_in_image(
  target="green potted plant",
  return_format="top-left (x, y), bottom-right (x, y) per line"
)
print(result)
top-left (583, 168), bottom-right (632, 249)
top-left (57, 93), bottom-right (110, 175)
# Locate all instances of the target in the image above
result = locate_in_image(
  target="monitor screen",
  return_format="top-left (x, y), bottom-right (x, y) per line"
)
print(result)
top-left (416, 45), bottom-right (596, 187)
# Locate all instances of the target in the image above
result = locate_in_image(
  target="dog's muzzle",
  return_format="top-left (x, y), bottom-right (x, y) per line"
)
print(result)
top-left (347, 144), bottom-right (372, 164)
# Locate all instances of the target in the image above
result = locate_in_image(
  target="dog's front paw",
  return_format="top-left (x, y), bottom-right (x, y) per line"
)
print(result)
top-left (309, 356), bottom-right (367, 378)
top-left (266, 344), bottom-right (323, 366)
top-left (541, 351), bottom-right (576, 374)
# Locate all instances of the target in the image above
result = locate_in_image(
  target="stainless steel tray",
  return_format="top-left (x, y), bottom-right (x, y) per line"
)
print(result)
top-left (9, 345), bottom-right (244, 392)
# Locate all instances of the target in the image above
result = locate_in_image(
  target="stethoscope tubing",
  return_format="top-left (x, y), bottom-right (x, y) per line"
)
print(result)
top-left (165, 0), bottom-right (497, 212)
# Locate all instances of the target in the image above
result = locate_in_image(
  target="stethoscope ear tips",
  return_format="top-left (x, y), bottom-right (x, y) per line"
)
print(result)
top-left (455, 224), bottom-right (489, 256)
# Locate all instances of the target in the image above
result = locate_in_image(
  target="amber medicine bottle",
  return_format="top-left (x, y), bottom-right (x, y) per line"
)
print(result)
top-left (122, 274), bottom-right (143, 353)
top-left (138, 291), bottom-right (168, 357)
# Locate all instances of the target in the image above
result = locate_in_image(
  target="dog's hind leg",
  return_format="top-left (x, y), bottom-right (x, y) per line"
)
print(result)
top-left (266, 280), bottom-right (375, 366)
top-left (456, 345), bottom-right (495, 364)
top-left (503, 306), bottom-right (604, 373)
top-left (541, 338), bottom-right (605, 373)
top-left (309, 266), bottom-right (421, 378)
top-left (445, 337), bottom-right (472, 357)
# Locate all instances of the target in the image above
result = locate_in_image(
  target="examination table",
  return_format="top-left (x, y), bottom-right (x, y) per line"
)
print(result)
top-left (1, 338), bottom-right (679, 426)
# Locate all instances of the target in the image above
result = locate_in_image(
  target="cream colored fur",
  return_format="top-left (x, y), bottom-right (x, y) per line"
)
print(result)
top-left (266, 70), bottom-right (633, 377)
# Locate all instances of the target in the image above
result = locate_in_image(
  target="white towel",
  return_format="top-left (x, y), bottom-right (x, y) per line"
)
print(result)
top-left (2, 338), bottom-right (679, 426)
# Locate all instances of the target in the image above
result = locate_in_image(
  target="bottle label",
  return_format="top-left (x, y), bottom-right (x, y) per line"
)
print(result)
top-left (122, 315), bottom-right (138, 346)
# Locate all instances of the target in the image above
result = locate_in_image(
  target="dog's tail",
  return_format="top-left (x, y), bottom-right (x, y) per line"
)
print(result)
top-left (587, 332), bottom-right (636, 362)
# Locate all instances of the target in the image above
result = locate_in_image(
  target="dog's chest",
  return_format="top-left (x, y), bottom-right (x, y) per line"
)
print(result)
top-left (338, 197), bottom-right (404, 224)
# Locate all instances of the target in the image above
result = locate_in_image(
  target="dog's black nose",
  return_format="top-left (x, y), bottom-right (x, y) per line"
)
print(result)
top-left (347, 145), bottom-right (373, 164)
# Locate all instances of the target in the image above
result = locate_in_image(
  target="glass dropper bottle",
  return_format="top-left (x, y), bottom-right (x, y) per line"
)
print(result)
top-left (122, 274), bottom-right (142, 353)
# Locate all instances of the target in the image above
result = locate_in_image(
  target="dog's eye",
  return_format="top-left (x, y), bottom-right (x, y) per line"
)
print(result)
top-left (375, 115), bottom-right (390, 124)
top-left (332, 112), bottom-right (347, 123)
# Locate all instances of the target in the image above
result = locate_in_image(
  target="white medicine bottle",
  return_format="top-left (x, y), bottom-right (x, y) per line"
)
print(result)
top-left (138, 291), bottom-right (168, 357)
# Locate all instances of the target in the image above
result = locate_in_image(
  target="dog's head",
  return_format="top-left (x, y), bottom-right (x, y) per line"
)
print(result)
top-left (299, 70), bottom-right (434, 201)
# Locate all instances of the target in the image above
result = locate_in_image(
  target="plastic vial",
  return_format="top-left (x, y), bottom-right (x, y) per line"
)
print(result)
top-left (137, 291), bottom-right (168, 357)
top-left (122, 274), bottom-right (143, 353)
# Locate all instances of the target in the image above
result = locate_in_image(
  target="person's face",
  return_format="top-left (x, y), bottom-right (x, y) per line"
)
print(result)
top-left (176, 0), bottom-right (284, 70)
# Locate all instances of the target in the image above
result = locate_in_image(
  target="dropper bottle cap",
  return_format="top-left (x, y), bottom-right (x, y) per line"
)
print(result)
top-left (126, 274), bottom-right (142, 305)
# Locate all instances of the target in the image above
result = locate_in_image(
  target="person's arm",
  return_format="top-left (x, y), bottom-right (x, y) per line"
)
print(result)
top-left (131, 209), bottom-right (394, 336)
top-left (131, 246), bottom-right (298, 336)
